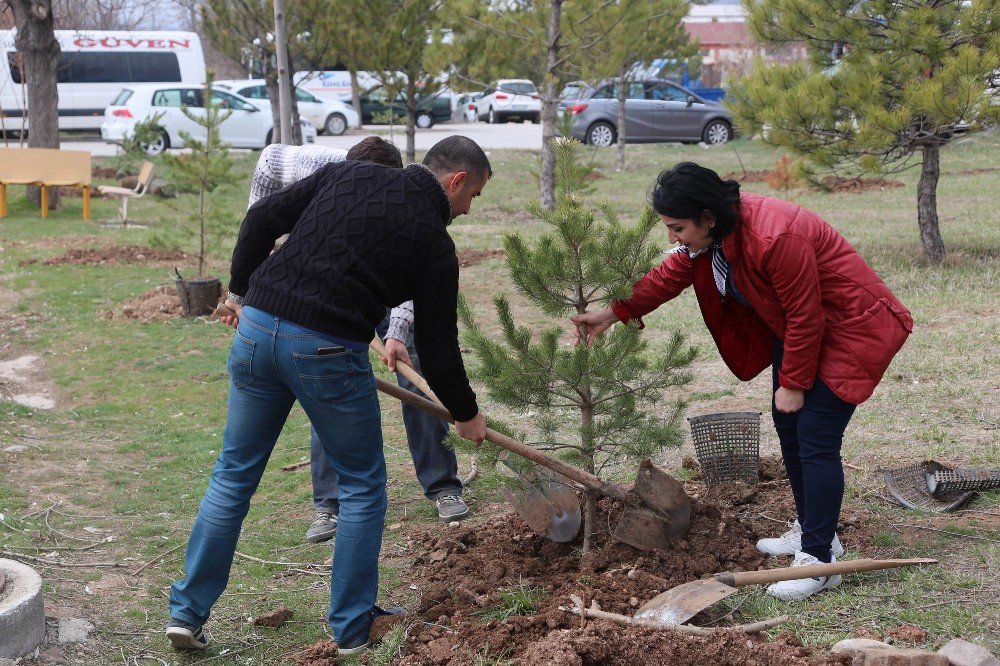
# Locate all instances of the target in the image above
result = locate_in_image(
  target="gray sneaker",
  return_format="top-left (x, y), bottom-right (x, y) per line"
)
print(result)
top-left (306, 510), bottom-right (338, 543)
top-left (435, 495), bottom-right (470, 522)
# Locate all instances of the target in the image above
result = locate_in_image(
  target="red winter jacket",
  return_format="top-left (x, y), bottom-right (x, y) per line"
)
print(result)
top-left (611, 194), bottom-right (912, 404)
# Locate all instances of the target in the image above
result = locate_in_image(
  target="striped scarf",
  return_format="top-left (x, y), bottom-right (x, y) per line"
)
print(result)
top-left (669, 243), bottom-right (730, 297)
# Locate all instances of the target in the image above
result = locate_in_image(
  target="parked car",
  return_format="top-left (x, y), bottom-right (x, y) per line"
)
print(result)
top-left (453, 92), bottom-right (483, 122)
top-left (562, 79), bottom-right (733, 146)
top-left (215, 78), bottom-right (358, 135)
top-left (357, 86), bottom-right (452, 128)
top-left (477, 79), bottom-right (541, 124)
top-left (560, 80), bottom-right (586, 104)
top-left (100, 83), bottom-right (316, 156)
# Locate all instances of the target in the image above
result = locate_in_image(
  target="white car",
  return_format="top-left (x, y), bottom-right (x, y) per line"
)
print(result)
top-left (216, 79), bottom-right (359, 136)
top-left (101, 83), bottom-right (316, 156)
top-left (477, 79), bottom-right (541, 124)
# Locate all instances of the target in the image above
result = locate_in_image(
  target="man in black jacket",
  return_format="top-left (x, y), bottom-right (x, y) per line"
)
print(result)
top-left (167, 136), bottom-right (490, 655)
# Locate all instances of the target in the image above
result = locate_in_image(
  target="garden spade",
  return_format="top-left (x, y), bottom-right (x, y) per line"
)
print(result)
top-left (373, 376), bottom-right (691, 551)
top-left (633, 558), bottom-right (938, 626)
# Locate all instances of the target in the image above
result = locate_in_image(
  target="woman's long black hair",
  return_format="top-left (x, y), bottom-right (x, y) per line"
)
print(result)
top-left (650, 162), bottom-right (742, 240)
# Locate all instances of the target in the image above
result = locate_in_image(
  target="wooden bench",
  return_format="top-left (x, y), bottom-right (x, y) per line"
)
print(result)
top-left (0, 147), bottom-right (92, 220)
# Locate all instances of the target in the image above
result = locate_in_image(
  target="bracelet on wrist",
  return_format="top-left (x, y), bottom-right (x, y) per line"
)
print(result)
top-left (227, 292), bottom-right (245, 306)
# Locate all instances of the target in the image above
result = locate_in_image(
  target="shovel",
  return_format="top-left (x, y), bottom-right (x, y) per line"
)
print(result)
top-left (633, 558), bottom-right (938, 626)
top-left (374, 376), bottom-right (691, 552)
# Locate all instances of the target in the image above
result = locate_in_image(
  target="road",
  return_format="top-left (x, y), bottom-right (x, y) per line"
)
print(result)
top-left (33, 120), bottom-right (545, 157)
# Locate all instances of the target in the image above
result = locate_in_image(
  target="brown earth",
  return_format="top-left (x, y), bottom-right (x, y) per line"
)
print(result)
top-left (255, 606), bottom-right (295, 627)
top-left (21, 244), bottom-right (188, 267)
top-left (721, 170), bottom-right (772, 183)
top-left (104, 283), bottom-right (225, 323)
top-left (458, 248), bottom-right (505, 267)
top-left (390, 456), bottom-right (864, 665)
top-left (820, 176), bottom-right (904, 193)
top-left (295, 639), bottom-right (339, 666)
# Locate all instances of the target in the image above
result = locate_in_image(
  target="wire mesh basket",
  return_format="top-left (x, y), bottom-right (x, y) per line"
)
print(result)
top-left (925, 467), bottom-right (1000, 496)
top-left (688, 411), bottom-right (761, 487)
top-left (882, 461), bottom-right (975, 513)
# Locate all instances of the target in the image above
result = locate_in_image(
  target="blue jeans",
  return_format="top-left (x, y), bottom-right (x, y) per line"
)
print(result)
top-left (312, 315), bottom-right (458, 510)
top-left (169, 307), bottom-right (386, 644)
top-left (771, 341), bottom-right (857, 562)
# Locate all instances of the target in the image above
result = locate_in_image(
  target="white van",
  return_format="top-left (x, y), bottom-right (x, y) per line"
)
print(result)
top-left (0, 30), bottom-right (206, 132)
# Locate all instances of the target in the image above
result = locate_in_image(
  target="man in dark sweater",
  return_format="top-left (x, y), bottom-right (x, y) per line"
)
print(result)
top-left (167, 136), bottom-right (491, 655)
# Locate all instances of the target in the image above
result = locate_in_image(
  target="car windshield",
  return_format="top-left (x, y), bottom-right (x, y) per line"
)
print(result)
top-left (499, 81), bottom-right (537, 95)
top-left (560, 84), bottom-right (582, 99)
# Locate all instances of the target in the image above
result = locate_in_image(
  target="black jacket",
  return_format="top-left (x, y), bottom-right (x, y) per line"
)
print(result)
top-left (229, 161), bottom-right (478, 421)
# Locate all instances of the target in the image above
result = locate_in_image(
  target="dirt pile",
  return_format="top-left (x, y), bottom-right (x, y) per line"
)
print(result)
top-left (457, 248), bottom-right (505, 267)
top-left (394, 456), bottom-right (859, 664)
top-left (22, 245), bottom-right (187, 267)
top-left (294, 639), bottom-right (339, 666)
top-left (104, 283), bottom-right (225, 323)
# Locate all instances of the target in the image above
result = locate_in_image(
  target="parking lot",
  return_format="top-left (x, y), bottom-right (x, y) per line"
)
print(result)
top-left (39, 119), bottom-right (546, 157)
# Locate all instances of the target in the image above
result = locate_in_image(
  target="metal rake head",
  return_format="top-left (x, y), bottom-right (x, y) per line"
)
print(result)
top-left (883, 461), bottom-right (974, 513)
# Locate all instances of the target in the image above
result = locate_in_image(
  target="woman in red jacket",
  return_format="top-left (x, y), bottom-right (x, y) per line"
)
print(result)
top-left (572, 162), bottom-right (912, 601)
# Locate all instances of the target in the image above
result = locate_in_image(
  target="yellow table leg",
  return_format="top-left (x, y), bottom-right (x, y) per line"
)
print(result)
top-left (0, 183), bottom-right (6, 217)
top-left (82, 185), bottom-right (91, 220)
top-left (40, 185), bottom-right (48, 218)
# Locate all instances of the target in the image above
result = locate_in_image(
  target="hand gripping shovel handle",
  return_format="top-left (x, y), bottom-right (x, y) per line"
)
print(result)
top-left (372, 376), bottom-right (629, 503)
top-left (716, 558), bottom-right (938, 587)
top-left (369, 336), bottom-right (443, 406)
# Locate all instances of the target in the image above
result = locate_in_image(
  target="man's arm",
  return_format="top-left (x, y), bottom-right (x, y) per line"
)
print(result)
top-left (229, 161), bottom-right (345, 296)
top-left (411, 255), bottom-right (478, 423)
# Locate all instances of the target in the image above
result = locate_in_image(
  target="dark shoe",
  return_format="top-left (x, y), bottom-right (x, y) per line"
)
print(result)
top-left (306, 510), bottom-right (338, 543)
top-left (166, 618), bottom-right (208, 650)
top-left (434, 494), bottom-right (470, 522)
top-left (337, 605), bottom-right (407, 655)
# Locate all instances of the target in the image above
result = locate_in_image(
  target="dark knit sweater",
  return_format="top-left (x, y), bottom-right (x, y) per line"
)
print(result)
top-left (228, 161), bottom-right (478, 421)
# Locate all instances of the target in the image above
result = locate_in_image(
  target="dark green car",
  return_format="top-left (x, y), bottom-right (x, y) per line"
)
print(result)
top-left (359, 87), bottom-right (451, 128)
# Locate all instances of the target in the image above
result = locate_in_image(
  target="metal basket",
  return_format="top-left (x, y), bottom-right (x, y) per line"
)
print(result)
top-left (926, 468), bottom-right (1000, 496)
top-left (688, 411), bottom-right (761, 487)
top-left (882, 461), bottom-right (974, 513)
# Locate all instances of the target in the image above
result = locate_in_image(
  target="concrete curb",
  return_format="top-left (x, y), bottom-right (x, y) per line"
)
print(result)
top-left (0, 559), bottom-right (46, 659)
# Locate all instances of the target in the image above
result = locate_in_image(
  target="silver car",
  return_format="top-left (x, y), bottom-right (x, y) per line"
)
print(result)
top-left (563, 79), bottom-right (733, 146)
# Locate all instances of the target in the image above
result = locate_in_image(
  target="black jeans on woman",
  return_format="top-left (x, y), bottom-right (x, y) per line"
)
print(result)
top-left (771, 341), bottom-right (857, 562)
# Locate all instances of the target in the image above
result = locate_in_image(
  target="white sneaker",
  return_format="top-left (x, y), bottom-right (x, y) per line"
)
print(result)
top-left (756, 519), bottom-right (845, 558)
top-left (766, 551), bottom-right (843, 601)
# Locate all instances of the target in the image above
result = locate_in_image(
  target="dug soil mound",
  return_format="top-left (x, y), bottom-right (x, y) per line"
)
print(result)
top-left (395, 456), bottom-right (861, 665)
top-left (458, 248), bottom-right (505, 267)
top-left (104, 283), bottom-right (224, 323)
top-left (22, 245), bottom-right (188, 267)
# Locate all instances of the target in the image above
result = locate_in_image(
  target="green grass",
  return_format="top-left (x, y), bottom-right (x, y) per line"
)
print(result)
top-left (476, 580), bottom-right (546, 621)
top-left (0, 133), bottom-right (997, 662)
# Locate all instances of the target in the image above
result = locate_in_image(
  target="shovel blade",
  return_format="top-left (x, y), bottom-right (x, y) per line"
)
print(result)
top-left (612, 460), bottom-right (691, 551)
top-left (501, 473), bottom-right (581, 543)
top-left (633, 579), bottom-right (738, 627)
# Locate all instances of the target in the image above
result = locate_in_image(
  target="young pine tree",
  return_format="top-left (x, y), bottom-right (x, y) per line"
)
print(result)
top-left (459, 139), bottom-right (696, 553)
top-left (161, 71), bottom-right (238, 278)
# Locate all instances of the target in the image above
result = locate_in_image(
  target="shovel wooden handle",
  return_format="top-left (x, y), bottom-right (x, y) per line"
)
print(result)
top-left (717, 558), bottom-right (938, 587)
top-left (369, 336), bottom-right (443, 406)
top-left (373, 376), bottom-right (631, 503)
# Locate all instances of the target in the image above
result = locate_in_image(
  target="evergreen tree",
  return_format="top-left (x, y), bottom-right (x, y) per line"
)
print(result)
top-left (458, 139), bottom-right (696, 553)
top-left (161, 72), bottom-right (238, 279)
top-left (729, 0), bottom-right (1000, 264)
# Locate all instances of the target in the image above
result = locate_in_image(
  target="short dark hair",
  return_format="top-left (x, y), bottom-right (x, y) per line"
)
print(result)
top-left (651, 162), bottom-right (741, 240)
top-left (422, 135), bottom-right (492, 182)
top-left (347, 136), bottom-right (403, 168)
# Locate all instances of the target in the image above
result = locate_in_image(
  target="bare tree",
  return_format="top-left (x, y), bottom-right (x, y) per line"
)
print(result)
top-left (6, 0), bottom-right (61, 210)
top-left (51, 0), bottom-right (159, 30)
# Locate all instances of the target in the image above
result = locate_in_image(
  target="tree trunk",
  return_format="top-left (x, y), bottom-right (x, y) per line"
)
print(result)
top-left (272, 0), bottom-right (293, 145)
top-left (539, 0), bottom-right (562, 211)
top-left (350, 69), bottom-right (363, 129)
top-left (264, 69), bottom-right (281, 144)
top-left (405, 78), bottom-right (417, 164)
top-left (917, 143), bottom-right (945, 264)
top-left (616, 68), bottom-right (628, 172)
top-left (11, 0), bottom-right (61, 210)
top-left (287, 46), bottom-right (302, 146)
top-left (580, 401), bottom-right (596, 555)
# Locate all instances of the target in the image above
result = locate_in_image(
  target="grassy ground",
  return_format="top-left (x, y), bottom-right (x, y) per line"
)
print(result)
top-left (0, 132), bottom-right (997, 664)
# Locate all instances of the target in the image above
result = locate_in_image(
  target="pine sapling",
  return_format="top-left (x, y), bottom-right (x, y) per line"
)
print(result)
top-left (458, 138), bottom-right (696, 553)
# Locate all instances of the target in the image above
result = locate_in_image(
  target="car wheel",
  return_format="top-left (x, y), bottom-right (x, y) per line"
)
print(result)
top-left (140, 130), bottom-right (169, 156)
top-left (531, 116), bottom-right (540, 124)
top-left (702, 120), bottom-right (731, 145)
top-left (324, 113), bottom-right (348, 136)
top-left (416, 112), bottom-right (434, 129)
top-left (488, 108), bottom-right (497, 124)
top-left (586, 121), bottom-right (616, 147)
